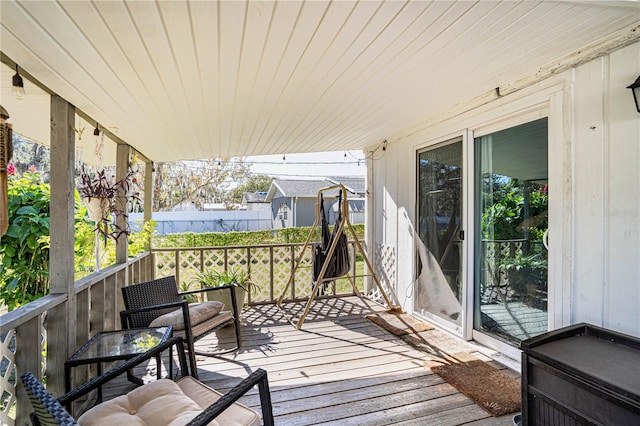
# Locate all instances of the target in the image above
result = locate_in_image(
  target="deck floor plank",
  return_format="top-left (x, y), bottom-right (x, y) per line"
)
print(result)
top-left (96, 296), bottom-right (518, 425)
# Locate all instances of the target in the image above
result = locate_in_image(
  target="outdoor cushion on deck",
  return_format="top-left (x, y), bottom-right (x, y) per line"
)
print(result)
top-left (77, 377), bottom-right (259, 426)
top-left (149, 301), bottom-right (225, 331)
top-left (21, 337), bottom-right (274, 426)
top-left (77, 379), bottom-right (209, 426)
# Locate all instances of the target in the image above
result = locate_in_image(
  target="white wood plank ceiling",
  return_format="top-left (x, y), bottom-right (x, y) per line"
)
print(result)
top-left (1, 1), bottom-right (639, 163)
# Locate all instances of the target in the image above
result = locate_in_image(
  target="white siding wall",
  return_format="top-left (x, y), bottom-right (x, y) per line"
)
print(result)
top-left (572, 44), bottom-right (640, 335)
top-left (368, 41), bottom-right (640, 338)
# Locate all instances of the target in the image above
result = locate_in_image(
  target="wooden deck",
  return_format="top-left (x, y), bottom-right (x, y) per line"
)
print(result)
top-left (103, 297), bottom-right (520, 425)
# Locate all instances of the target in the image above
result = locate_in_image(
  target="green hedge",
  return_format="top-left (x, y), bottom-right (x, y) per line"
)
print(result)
top-left (152, 224), bottom-right (365, 248)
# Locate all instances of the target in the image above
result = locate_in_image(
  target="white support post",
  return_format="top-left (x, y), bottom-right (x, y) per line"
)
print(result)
top-left (365, 154), bottom-right (375, 295)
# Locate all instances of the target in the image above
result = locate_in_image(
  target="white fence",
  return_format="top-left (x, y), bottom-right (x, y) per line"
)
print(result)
top-left (129, 210), bottom-right (273, 234)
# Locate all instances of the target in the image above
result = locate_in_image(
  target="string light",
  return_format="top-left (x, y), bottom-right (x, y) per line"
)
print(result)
top-left (12, 64), bottom-right (25, 99)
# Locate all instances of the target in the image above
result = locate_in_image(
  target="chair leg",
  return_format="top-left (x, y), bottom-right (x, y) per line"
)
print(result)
top-left (258, 372), bottom-right (275, 426)
top-left (155, 353), bottom-right (162, 380)
top-left (168, 345), bottom-right (174, 380)
top-left (185, 337), bottom-right (199, 379)
top-left (233, 315), bottom-right (242, 351)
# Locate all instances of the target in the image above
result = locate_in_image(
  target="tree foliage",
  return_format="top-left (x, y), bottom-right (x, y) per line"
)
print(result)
top-left (229, 174), bottom-right (274, 204)
top-left (7, 135), bottom-right (50, 178)
top-left (153, 159), bottom-right (251, 211)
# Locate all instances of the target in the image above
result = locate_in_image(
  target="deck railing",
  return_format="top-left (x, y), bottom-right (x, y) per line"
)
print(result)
top-left (0, 241), bottom-right (366, 426)
top-left (0, 253), bottom-right (153, 426)
top-left (151, 240), bottom-right (366, 304)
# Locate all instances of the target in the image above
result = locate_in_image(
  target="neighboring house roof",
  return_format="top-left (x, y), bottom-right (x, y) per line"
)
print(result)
top-left (242, 192), bottom-right (268, 204)
top-left (265, 177), bottom-right (365, 201)
top-left (327, 176), bottom-right (365, 195)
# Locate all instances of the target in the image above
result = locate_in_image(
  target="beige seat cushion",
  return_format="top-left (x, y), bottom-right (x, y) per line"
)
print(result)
top-left (177, 376), bottom-right (261, 426)
top-left (149, 301), bottom-right (224, 331)
top-left (77, 379), bottom-right (219, 426)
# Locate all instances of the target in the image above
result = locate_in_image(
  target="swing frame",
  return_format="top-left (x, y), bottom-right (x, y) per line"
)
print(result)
top-left (276, 184), bottom-right (394, 329)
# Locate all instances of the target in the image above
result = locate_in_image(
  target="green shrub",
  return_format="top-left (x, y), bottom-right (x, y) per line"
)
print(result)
top-left (128, 219), bottom-right (157, 256)
top-left (0, 172), bottom-right (51, 310)
top-left (74, 193), bottom-right (100, 277)
top-left (153, 224), bottom-right (364, 248)
top-left (1, 173), bottom-right (156, 310)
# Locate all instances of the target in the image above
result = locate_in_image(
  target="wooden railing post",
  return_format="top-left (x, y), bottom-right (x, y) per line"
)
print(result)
top-left (47, 95), bottom-right (76, 396)
top-left (115, 144), bottom-right (129, 264)
top-left (143, 160), bottom-right (153, 224)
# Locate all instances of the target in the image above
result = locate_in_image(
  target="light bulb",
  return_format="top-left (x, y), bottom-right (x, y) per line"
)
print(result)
top-left (12, 65), bottom-right (25, 100)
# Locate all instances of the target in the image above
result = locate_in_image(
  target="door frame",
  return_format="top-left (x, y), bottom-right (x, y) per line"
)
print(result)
top-left (411, 84), bottom-right (569, 358)
top-left (414, 135), bottom-right (467, 337)
top-left (466, 91), bottom-right (567, 358)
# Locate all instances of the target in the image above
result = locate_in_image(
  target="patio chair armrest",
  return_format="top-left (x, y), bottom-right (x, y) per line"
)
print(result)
top-left (120, 300), bottom-right (189, 329)
top-left (186, 368), bottom-right (274, 426)
top-left (178, 283), bottom-right (235, 297)
top-left (57, 337), bottom-right (189, 407)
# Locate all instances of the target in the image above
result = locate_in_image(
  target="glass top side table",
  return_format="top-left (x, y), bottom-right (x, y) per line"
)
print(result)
top-left (64, 327), bottom-right (173, 401)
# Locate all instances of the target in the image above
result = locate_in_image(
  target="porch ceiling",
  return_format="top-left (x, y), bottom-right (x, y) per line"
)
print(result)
top-left (1, 1), bottom-right (638, 163)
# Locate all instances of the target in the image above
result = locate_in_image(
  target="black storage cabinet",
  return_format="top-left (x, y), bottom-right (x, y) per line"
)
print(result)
top-left (520, 323), bottom-right (640, 425)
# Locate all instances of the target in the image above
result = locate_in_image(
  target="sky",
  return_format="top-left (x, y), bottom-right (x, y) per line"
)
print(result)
top-left (244, 150), bottom-right (366, 179)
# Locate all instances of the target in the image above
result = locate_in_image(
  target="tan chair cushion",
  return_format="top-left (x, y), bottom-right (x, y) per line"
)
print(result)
top-left (77, 379), bottom-right (219, 426)
top-left (177, 376), bottom-right (261, 426)
top-left (149, 301), bottom-right (224, 331)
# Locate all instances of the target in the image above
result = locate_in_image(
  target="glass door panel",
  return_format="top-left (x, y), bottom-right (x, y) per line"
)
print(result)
top-left (474, 118), bottom-right (549, 346)
top-left (416, 141), bottom-right (463, 327)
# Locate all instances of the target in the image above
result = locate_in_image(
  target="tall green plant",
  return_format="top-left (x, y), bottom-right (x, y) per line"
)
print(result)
top-left (0, 172), bottom-right (50, 310)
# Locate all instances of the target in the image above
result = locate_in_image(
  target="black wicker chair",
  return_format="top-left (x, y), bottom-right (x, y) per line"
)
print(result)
top-left (120, 276), bottom-right (241, 378)
top-left (21, 337), bottom-right (274, 426)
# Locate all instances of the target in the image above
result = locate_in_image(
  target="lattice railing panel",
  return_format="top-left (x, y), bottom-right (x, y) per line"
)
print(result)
top-left (153, 242), bottom-right (366, 304)
top-left (154, 251), bottom-right (177, 278)
top-left (369, 243), bottom-right (396, 304)
top-left (177, 250), bottom-right (203, 291)
top-left (1, 312), bottom-right (46, 426)
top-left (226, 248), bottom-right (249, 268)
top-left (288, 244), bottom-right (314, 299)
top-left (200, 250), bottom-right (221, 272)
top-left (1, 329), bottom-right (16, 426)
top-left (247, 247), bottom-right (276, 302)
top-left (205, 249), bottom-right (226, 270)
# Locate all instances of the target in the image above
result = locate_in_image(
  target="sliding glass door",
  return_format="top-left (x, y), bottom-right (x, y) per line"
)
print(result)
top-left (416, 140), bottom-right (463, 328)
top-left (474, 118), bottom-right (549, 346)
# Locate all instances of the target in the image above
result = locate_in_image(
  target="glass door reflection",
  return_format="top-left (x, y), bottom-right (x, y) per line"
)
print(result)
top-left (474, 118), bottom-right (549, 346)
